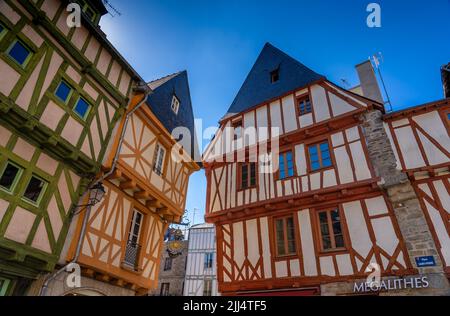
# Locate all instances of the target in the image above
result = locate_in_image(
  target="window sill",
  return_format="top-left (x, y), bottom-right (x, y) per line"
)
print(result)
top-left (309, 166), bottom-right (334, 174)
top-left (120, 262), bottom-right (143, 275)
top-left (319, 248), bottom-right (348, 255)
top-left (237, 185), bottom-right (257, 192)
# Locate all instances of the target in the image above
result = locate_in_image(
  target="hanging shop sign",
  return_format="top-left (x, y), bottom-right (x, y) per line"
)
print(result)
top-left (353, 276), bottom-right (429, 293)
top-left (166, 228), bottom-right (185, 258)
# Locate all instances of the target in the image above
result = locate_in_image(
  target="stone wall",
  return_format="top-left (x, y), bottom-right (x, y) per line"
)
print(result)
top-left (27, 271), bottom-right (135, 296)
top-left (149, 241), bottom-right (188, 296)
top-left (360, 109), bottom-right (450, 295)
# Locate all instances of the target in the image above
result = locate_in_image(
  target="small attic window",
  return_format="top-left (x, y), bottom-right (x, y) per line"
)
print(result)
top-left (270, 69), bottom-right (280, 83)
top-left (171, 95), bottom-right (180, 115)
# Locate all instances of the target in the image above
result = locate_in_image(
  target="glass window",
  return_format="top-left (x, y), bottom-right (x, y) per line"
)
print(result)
top-left (164, 257), bottom-right (172, 271)
top-left (0, 23), bottom-right (6, 41)
top-left (240, 163), bottom-right (256, 189)
top-left (298, 96), bottom-right (312, 115)
top-left (203, 280), bottom-right (213, 296)
top-left (0, 278), bottom-right (11, 296)
top-left (0, 162), bottom-right (23, 192)
top-left (318, 209), bottom-right (345, 251)
top-left (153, 144), bottom-right (166, 176)
top-left (8, 39), bottom-right (32, 67)
top-left (204, 253), bottom-right (213, 269)
top-left (171, 95), bottom-right (180, 115)
top-left (279, 151), bottom-right (295, 179)
top-left (274, 216), bottom-right (297, 256)
top-left (160, 283), bottom-right (170, 296)
top-left (23, 175), bottom-right (47, 204)
top-left (73, 97), bottom-right (91, 120)
top-left (233, 120), bottom-right (242, 140)
top-left (84, 6), bottom-right (96, 21)
top-left (270, 69), bottom-right (279, 83)
top-left (55, 81), bottom-right (72, 103)
top-left (308, 141), bottom-right (332, 171)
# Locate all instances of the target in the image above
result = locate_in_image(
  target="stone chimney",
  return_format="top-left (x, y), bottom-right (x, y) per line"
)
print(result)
top-left (355, 60), bottom-right (384, 104)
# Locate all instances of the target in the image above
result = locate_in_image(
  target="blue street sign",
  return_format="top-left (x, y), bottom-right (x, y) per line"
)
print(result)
top-left (415, 256), bottom-right (436, 267)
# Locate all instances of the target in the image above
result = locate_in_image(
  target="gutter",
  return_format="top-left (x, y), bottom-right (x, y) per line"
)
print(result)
top-left (39, 85), bottom-right (151, 296)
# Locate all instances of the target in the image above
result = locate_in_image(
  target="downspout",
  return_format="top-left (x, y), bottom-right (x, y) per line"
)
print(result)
top-left (39, 85), bottom-right (151, 296)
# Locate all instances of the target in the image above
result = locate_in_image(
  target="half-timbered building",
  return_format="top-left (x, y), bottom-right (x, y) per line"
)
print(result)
top-left (38, 71), bottom-right (200, 296)
top-left (184, 223), bottom-right (220, 296)
top-left (0, 0), bottom-right (145, 295)
top-left (203, 43), bottom-right (450, 296)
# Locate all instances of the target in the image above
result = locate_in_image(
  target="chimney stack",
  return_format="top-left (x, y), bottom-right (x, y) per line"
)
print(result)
top-left (442, 63), bottom-right (450, 99)
top-left (355, 60), bottom-right (384, 104)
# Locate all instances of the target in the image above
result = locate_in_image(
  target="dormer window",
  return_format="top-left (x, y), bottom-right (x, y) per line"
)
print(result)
top-left (297, 95), bottom-right (312, 116)
top-left (79, 0), bottom-right (98, 23)
top-left (171, 95), bottom-right (180, 115)
top-left (232, 119), bottom-right (242, 141)
top-left (270, 69), bottom-right (280, 83)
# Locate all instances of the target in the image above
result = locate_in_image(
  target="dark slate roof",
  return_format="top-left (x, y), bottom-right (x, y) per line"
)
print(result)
top-left (226, 43), bottom-right (325, 115)
top-left (146, 71), bottom-right (200, 161)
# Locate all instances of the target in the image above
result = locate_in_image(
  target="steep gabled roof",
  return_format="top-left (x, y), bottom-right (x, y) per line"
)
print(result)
top-left (146, 71), bottom-right (200, 161)
top-left (226, 43), bottom-right (325, 115)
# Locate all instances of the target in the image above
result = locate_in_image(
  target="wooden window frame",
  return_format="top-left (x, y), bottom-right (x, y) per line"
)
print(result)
top-left (21, 174), bottom-right (48, 207)
top-left (0, 161), bottom-right (24, 194)
top-left (277, 149), bottom-right (296, 180)
top-left (54, 80), bottom-right (74, 105)
top-left (0, 22), bottom-right (7, 42)
top-left (316, 208), bottom-right (346, 253)
top-left (270, 69), bottom-right (280, 83)
top-left (203, 279), bottom-right (213, 296)
top-left (307, 140), bottom-right (333, 172)
top-left (73, 96), bottom-right (92, 121)
top-left (273, 215), bottom-right (298, 258)
top-left (204, 252), bottom-right (214, 269)
top-left (232, 119), bottom-right (243, 141)
top-left (0, 277), bottom-right (11, 296)
top-left (297, 94), bottom-right (312, 116)
top-left (171, 95), bottom-right (180, 115)
top-left (160, 283), bottom-right (170, 296)
top-left (7, 38), bottom-right (33, 68)
top-left (163, 257), bottom-right (172, 271)
top-left (237, 162), bottom-right (257, 191)
top-left (153, 143), bottom-right (167, 176)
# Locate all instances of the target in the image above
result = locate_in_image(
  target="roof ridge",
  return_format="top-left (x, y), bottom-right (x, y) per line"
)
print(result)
top-left (147, 71), bottom-right (183, 85)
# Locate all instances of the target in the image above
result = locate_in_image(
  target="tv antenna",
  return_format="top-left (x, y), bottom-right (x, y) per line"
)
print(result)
top-left (340, 78), bottom-right (351, 89)
top-left (102, 0), bottom-right (122, 17)
top-left (370, 52), bottom-right (393, 112)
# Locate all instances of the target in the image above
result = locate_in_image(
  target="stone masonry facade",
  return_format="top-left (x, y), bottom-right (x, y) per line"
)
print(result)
top-left (149, 241), bottom-right (188, 296)
top-left (348, 109), bottom-right (450, 296)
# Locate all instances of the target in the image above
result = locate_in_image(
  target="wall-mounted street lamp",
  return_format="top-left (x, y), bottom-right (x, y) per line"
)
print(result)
top-left (73, 182), bottom-right (106, 213)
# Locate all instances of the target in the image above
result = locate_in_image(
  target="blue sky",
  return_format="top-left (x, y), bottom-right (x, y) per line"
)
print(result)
top-left (99, 0), bottom-right (450, 225)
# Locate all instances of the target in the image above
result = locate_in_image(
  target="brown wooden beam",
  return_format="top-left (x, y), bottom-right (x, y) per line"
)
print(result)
top-left (120, 180), bottom-right (136, 190)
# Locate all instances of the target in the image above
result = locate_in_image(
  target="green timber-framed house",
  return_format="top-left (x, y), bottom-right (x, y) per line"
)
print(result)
top-left (0, 0), bottom-right (145, 295)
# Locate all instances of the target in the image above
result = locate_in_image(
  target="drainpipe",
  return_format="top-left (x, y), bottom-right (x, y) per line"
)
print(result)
top-left (39, 85), bottom-right (151, 296)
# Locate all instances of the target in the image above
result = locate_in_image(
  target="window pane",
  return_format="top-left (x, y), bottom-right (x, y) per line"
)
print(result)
top-left (286, 218), bottom-right (296, 253)
top-left (309, 145), bottom-right (317, 155)
top-left (55, 81), bottom-right (72, 103)
top-left (311, 161), bottom-right (320, 171)
top-left (335, 234), bottom-right (345, 248)
top-left (250, 163), bottom-right (256, 186)
top-left (322, 235), bottom-right (332, 250)
top-left (320, 223), bottom-right (329, 236)
top-left (9, 40), bottom-right (31, 66)
top-left (320, 142), bottom-right (330, 152)
top-left (0, 24), bottom-right (4, 34)
top-left (319, 212), bottom-right (328, 224)
top-left (74, 98), bottom-right (90, 119)
top-left (322, 158), bottom-right (332, 168)
top-left (0, 163), bottom-right (21, 191)
top-left (275, 219), bottom-right (285, 255)
top-left (23, 176), bottom-right (45, 203)
top-left (241, 164), bottom-right (248, 188)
